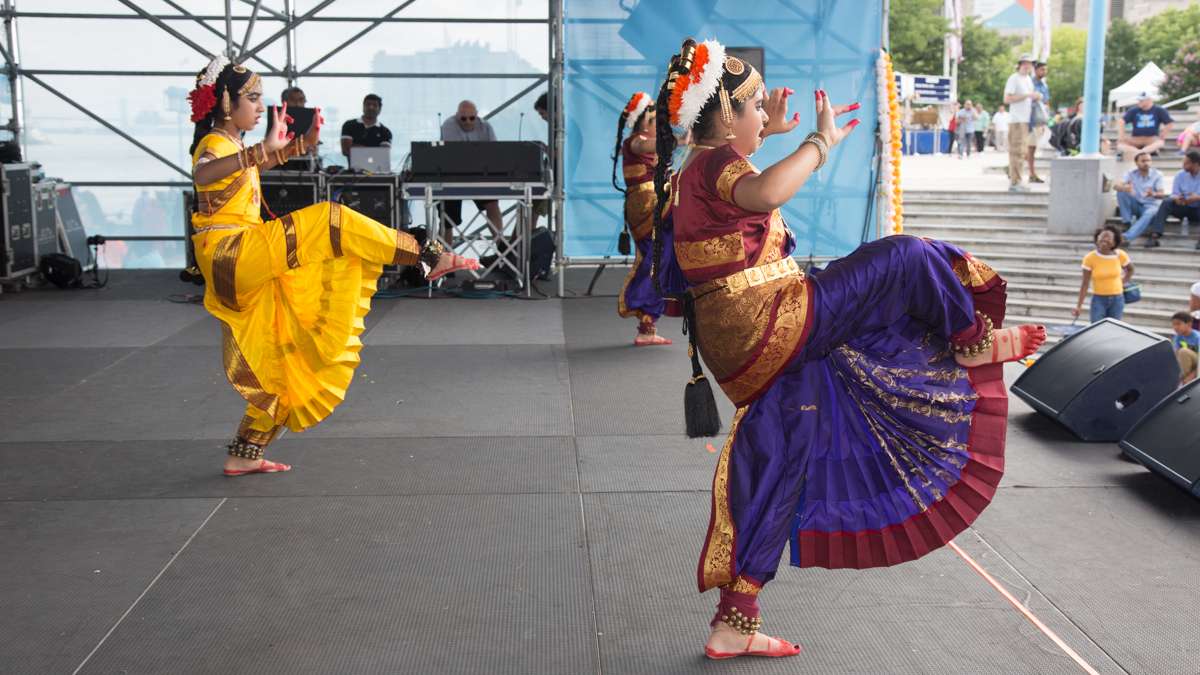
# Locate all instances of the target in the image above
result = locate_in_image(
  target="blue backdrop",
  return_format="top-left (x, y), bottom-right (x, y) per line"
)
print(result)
top-left (562, 0), bottom-right (884, 260)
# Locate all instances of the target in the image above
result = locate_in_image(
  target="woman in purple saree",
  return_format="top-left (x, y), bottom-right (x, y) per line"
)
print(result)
top-left (651, 39), bottom-right (1046, 661)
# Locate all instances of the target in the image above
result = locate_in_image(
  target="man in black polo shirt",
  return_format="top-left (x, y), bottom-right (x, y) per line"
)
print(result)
top-left (340, 93), bottom-right (393, 158)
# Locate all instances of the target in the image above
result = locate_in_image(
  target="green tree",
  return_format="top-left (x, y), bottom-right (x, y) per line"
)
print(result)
top-left (1136, 5), bottom-right (1200, 71)
top-left (1103, 19), bottom-right (1142, 99)
top-left (956, 17), bottom-right (1018, 110)
top-left (1017, 27), bottom-right (1087, 112)
top-left (1160, 40), bottom-right (1200, 102)
top-left (889, 0), bottom-right (948, 75)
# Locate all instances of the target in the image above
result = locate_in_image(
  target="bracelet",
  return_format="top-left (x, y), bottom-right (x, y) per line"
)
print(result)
top-left (802, 131), bottom-right (829, 170)
top-left (238, 143), bottom-right (269, 169)
top-left (419, 239), bottom-right (446, 277)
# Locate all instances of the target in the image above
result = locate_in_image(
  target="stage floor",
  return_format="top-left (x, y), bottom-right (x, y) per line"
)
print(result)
top-left (2, 269), bottom-right (1197, 674)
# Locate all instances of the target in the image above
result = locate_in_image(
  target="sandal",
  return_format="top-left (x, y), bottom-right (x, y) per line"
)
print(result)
top-left (223, 459), bottom-right (292, 477)
top-left (427, 253), bottom-right (480, 282)
top-left (705, 633), bottom-right (802, 660)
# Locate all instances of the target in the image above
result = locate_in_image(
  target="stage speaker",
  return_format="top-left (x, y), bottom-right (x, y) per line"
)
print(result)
top-left (1011, 319), bottom-right (1179, 442)
top-left (1120, 379), bottom-right (1200, 497)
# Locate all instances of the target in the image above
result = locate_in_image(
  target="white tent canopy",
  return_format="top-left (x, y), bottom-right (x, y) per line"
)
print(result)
top-left (1109, 62), bottom-right (1166, 108)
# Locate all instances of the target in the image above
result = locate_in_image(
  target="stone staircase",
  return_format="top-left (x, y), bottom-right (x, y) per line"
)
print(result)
top-left (983, 101), bottom-right (1200, 176)
top-left (902, 189), bottom-right (1198, 340)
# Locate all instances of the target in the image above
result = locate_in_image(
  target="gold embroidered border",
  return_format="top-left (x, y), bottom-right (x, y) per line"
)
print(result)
top-left (281, 214), bottom-right (299, 269)
top-left (953, 255), bottom-right (999, 289)
top-left (727, 575), bottom-right (762, 595)
top-left (196, 170), bottom-right (251, 216)
top-left (623, 163), bottom-right (650, 181)
top-left (676, 232), bottom-right (745, 271)
top-left (329, 203), bottom-right (344, 257)
top-left (716, 159), bottom-right (755, 203)
top-left (221, 323), bottom-right (279, 420)
top-left (236, 413), bottom-right (279, 446)
top-left (720, 279), bottom-right (810, 405)
top-left (393, 228), bottom-right (421, 266)
top-left (212, 231), bottom-right (243, 311)
top-left (755, 211), bottom-right (788, 266)
top-left (624, 183), bottom-right (658, 241)
top-left (700, 406), bottom-right (747, 591)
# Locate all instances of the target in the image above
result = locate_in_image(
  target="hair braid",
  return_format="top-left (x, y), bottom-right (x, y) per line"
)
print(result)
top-left (651, 60), bottom-right (682, 298)
top-left (611, 110), bottom-right (630, 194)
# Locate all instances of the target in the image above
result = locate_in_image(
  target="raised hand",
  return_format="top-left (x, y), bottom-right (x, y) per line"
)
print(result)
top-left (815, 89), bottom-right (860, 147)
top-left (265, 102), bottom-right (293, 153)
top-left (761, 87), bottom-right (800, 137)
top-left (304, 106), bottom-right (324, 149)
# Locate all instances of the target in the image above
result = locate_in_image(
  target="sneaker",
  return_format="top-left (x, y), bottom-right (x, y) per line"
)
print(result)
top-left (1030, 175), bottom-right (1045, 183)
top-left (1144, 238), bottom-right (1161, 248)
top-left (1008, 184), bottom-right (1030, 192)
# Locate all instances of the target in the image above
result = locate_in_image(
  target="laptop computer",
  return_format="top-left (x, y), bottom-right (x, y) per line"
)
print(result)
top-left (350, 146), bottom-right (391, 173)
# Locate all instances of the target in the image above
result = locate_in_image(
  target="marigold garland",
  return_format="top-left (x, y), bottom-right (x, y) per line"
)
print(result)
top-left (877, 50), bottom-right (903, 235)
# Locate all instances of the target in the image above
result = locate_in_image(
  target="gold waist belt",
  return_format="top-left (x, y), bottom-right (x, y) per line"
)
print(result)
top-left (692, 256), bottom-right (802, 298)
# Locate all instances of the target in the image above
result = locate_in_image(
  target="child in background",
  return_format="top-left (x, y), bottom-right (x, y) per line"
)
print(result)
top-left (1179, 121), bottom-right (1200, 155)
top-left (1171, 311), bottom-right (1199, 385)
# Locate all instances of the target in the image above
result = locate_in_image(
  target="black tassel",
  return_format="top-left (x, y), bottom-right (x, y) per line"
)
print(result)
top-left (618, 228), bottom-right (632, 256)
top-left (682, 293), bottom-right (721, 437)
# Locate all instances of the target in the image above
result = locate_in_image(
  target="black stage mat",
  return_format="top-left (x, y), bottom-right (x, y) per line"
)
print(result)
top-left (302, 345), bottom-right (573, 439)
top-left (584, 492), bottom-right (1122, 675)
top-left (975, 481), bottom-right (1200, 674)
top-left (0, 299), bottom-right (205, 348)
top-left (365, 296), bottom-right (565, 346)
top-left (0, 436), bottom-right (577, 501)
top-left (0, 347), bottom-right (134, 399)
top-left (78, 495), bottom-right (596, 675)
top-left (577, 434), bottom-right (716, 494)
top-left (0, 499), bottom-right (223, 675)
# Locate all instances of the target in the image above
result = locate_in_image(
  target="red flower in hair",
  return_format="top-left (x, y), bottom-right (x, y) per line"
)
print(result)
top-left (188, 84), bottom-right (217, 123)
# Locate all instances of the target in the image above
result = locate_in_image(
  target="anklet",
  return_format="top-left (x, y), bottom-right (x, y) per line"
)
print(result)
top-left (720, 606), bottom-right (762, 635)
top-left (227, 438), bottom-right (265, 461)
top-left (952, 312), bottom-right (995, 357)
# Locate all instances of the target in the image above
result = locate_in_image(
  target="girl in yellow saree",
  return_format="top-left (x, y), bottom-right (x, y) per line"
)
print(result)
top-left (187, 57), bottom-right (477, 476)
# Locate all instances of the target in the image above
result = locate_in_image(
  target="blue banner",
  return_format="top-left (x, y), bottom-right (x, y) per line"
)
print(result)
top-left (563, 0), bottom-right (884, 260)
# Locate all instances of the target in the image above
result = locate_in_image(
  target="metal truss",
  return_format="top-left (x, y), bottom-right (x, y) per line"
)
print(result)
top-left (0, 0), bottom-right (564, 235)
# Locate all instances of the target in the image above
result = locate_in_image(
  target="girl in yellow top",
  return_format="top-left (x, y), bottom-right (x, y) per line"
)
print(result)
top-left (187, 57), bottom-right (477, 476)
top-left (1073, 225), bottom-right (1134, 322)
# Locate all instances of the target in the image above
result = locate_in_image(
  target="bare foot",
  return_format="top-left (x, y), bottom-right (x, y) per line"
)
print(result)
top-left (428, 252), bottom-right (481, 281)
top-left (634, 333), bottom-right (672, 346)
top-left (955, 324), bottom-right (1046, 368)
top-left (704, 622), bottom-right (802, 660)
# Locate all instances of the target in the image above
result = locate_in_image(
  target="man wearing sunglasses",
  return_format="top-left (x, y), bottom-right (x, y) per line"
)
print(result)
top-left (438, 100), bottom-right (506, 249)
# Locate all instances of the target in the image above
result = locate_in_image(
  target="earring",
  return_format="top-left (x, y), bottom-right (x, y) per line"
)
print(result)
top-left (221, 90), bottom-right (232, 120)
top-left (719, 87), bottom-right (736, 140)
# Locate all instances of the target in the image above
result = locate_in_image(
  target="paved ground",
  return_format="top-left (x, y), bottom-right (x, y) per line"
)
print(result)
top-left (2, 269), bottom-right (1199, 674)
top-left (901, 148), bottom-right (1052, 193)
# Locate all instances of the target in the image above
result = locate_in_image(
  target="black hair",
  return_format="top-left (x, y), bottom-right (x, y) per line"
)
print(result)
top-left (1035, 61), bottom-right (1047, 68)
top-left (1172, 311), bottom-right (1193, 324)
top-left (534, 93), bottom-right (548, 112)
top-left (281, 86), bottom-right (304, 101)
top-left (188, 64), bottom-right (255, 156)
top-left (611, 106), bottom-right (651, 194)
top-left (1093, 224), bottom-right (1124, 249)
top-left (364, 93), bottom-right (382, 105)
top-left (1134, 151), bottom-right (1151, 162)
top-left (1186, 150), bottom-right (1200, 166)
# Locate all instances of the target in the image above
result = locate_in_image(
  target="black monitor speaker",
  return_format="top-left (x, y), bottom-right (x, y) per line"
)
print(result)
top-left (1011, 318), bottom-right (1179, 441)
top-left (1120, 379), bottom-right (1200, 497)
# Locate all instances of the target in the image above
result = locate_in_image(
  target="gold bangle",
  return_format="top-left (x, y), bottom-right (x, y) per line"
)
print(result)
top-left (802, 132), bottom-right (828, 170)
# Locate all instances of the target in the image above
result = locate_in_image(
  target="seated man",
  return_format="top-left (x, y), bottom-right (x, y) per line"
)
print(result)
top-left (1171, 311), bottom-right (1199, 385)
top-left (340, 93), bottom-right (392, 159)
top-left (281, 86), bottom-right (307, 108)
top-left (438, 100), bottom-right (505, 247)
top-left (1145, 151), bottom-right (1200, 248)
top-left (1117, 93), bottom-right (1173, 159)
top-left (1115, 151), bottom-right (1165, 242)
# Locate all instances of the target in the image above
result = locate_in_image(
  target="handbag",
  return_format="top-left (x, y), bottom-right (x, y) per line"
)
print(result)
top-left (1123, 282), bottom-right (1142, 304)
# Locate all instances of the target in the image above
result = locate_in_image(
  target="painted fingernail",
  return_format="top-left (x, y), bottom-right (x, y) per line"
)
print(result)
top-left (815, 91), bottom-right (820, 100)
top-left (847, 103), bottom-right (861, 112)
top-left (848, 119), bottom-right (860, 128)
top-left (792, 113), bottom-right (800, 122)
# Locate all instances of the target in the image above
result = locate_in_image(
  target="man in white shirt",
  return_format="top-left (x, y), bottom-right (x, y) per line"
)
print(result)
top-left (1003, 55), bottom-right (1041, 191)
top-left (992, 105), bottom-right (1011, 150)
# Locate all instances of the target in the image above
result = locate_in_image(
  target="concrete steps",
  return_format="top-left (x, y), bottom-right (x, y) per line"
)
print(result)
top-left (900, 186), bottom-right (1197, 339)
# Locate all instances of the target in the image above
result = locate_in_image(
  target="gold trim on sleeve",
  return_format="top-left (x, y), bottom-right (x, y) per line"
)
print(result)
top-left (716, 159), bottom-right (756, 203)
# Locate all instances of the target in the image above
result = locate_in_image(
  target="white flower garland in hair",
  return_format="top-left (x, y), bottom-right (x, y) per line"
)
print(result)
top-left (199, 54), bottom-right (230, 87)
top-left (675, 39), bottom-right (726, 132)
top-left (626, 93), bottom-right (653, 128)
